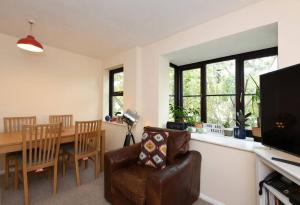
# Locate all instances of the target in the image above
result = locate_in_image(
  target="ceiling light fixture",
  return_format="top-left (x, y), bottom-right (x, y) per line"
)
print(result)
top-left (17, 20), bottom-right (44, 53)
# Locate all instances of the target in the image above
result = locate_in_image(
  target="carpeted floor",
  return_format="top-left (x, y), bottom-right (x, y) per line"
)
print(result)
top-left (1, 164), bottom-right (210, 205)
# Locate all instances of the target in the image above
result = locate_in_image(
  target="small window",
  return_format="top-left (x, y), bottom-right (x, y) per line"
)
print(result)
top-left (109, 68), bottom-right (124, 116)
top-left (169, 67), bottom-right (175, 120)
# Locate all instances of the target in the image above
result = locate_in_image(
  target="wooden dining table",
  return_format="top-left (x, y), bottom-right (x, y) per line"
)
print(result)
top-left (0, 126), bottom-right (106, 171)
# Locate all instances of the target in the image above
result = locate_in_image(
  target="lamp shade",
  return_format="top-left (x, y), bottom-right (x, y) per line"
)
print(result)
top-left (17, 35), bottom-right (43, 52)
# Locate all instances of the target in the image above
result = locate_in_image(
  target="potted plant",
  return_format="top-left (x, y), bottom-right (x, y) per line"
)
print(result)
top-left (223, 118), bottom-right (233, 137)
top-left (185, 107), bottom-right (200, 126)
top-left (169, 104), bottom-right (186, 122)
top-left (167, 104), bottom-right (188, 130)
top-left (234, 110), bottom-right (251, 139)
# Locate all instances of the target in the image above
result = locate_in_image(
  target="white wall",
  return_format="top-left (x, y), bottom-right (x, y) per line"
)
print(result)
top-left (0, 33), bottom-right (102, 170)
top-left (190, 141), bottom-right (257, 205)
top-left (0, 33), bottom-right (102, 131)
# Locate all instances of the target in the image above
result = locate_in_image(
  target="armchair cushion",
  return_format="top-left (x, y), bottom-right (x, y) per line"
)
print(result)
top-left (111, 164), bottom-right (157, 205)
top-left (138, 131), bottom-right (168, 169)
top-left (144, 127), bottom-right (191, 165)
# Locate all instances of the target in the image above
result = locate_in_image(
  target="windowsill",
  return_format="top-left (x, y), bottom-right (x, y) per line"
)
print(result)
top-left (191, 132), bottom-right (265, 152)
top-left (102, 121), bottom-right (127, 127)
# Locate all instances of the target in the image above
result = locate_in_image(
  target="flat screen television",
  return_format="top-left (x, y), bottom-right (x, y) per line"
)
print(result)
top-left (261, 63), bottom-right (300, 156)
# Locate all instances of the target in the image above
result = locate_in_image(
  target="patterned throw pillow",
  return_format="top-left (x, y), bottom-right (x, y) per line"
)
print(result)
top-left (138, 131), bottom-right (168, 169)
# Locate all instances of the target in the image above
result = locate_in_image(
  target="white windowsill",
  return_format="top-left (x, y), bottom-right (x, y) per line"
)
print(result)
top-left (102, 121), bottom-right (127, 127)
top-left (191, 132), bottom-right (265, 152)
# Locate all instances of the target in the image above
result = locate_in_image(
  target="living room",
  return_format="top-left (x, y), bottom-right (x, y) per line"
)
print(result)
top-left (0, 0), bottom-right (300, 205)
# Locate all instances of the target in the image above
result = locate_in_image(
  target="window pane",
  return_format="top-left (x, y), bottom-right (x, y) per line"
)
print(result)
top-left (113, 72), bottom-right (124, 92)
top-left (244, 56), bottom-right (278, 94)
top-left (207, 96), bottom-right (236, 125)
top-left (244, 56), bottom-right (278, 127)
top-left (245, 95), bottom-right (258, 127)
top-left (183, 97), bottom-right (200, 121)
top-left (112, 96), bottom-right (123, 115)
top-left (169, 67), bottom-right (175, 95)
top-left (206, 60), bottom-right (235, 95)
top-left (183, 69), bottom-right (200, 96)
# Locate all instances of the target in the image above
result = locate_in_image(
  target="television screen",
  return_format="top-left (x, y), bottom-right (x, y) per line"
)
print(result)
top-left (261, 64), bottom-right (300, 156)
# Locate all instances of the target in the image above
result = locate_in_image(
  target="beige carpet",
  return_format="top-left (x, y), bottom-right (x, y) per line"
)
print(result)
top-left (1, 164), bottom-right (210, 205)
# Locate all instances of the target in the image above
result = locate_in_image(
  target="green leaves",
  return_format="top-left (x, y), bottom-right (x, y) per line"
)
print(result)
top-left (235, 110), bottom-right (251, 128)
top-left (169, 104), bottom-right (200, 126)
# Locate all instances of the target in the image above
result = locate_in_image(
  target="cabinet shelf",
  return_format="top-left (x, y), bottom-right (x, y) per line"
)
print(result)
top-left (263, 183), bottom-right (292, 205)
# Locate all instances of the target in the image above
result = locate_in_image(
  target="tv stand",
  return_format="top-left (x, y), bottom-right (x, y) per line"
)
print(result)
top-left (272, 157), bottom-right (300, 167)
top-left (256, 148), bottom-right (300, 205)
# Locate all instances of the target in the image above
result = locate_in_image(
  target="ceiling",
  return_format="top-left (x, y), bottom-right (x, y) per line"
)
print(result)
top-left (166, 23), bottom-right (278, 66)
top-left (0, 0), bottom-right (263, 59)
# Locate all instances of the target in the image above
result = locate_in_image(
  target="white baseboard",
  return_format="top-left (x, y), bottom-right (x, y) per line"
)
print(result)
top-left (200, 193), bottom-right (226, 205)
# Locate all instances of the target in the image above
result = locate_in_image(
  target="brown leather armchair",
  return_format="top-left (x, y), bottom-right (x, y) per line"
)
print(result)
top-left (104, 127), bottom-right (201, 205)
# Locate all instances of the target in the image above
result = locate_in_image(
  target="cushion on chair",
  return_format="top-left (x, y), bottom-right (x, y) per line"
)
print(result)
top-left (144, 126), bottom-right (191, 165)
top-left (138, 130), bottom-right (168, 169)
top-left (111, 164), bottom-right (157, 205)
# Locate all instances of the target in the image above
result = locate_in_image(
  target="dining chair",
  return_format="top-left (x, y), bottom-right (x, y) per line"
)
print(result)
top-left (62, 120), bottom-right (101, 186)
top-left (49, 115), bottom-right (73, 128)
top-left (3, 116), bottom-right (36, 190)
top-left (22, 123), bottom-right (62, 205)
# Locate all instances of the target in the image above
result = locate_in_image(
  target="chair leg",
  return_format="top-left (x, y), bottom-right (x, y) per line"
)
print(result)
top-left (14, 159), bottom-right (19, 190)
top-left (75, 159), bottom-right (80, 186)
top-left (95, 154), bottom-right (99, 178)
top-left (23, 171), bottom-right (29, 205)
top-left (62, 153), bottom-right (66, 177)
top-left (53, 164), bottom-right (58, 194)
top-left (4, 156), bottom-right (9, 190)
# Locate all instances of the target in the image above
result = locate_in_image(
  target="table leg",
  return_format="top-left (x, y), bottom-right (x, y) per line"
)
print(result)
top-left (100, 130), bottom-right (105, 172)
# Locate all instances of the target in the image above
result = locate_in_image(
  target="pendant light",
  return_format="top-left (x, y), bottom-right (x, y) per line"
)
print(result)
top-left (17, 20), bottom-right (44, 53)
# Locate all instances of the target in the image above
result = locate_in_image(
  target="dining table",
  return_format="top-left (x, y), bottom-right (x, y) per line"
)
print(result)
top-left (0, 126), bottom-right (105, 202)
top-left (0, 126), bottom-right (106, 172)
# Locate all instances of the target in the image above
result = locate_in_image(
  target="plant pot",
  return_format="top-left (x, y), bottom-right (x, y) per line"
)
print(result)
top-left (233, 127), bottom-right (246, 139)
top-left (166, 121), bottom-right (187, 130)
top-left (195, 122), bottom-right (202, 128)
top-left (223, 128), bottom-right (233, 137)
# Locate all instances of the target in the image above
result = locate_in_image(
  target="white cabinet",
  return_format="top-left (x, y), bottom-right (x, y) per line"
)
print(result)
top-left (256, 148), bottom-right (300, 205)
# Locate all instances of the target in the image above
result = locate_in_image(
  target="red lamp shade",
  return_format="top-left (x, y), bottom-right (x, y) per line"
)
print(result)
top-left (17, 35), bottom-right (44, 53)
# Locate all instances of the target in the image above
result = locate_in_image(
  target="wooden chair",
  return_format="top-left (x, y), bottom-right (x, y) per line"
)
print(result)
top-left (49, 115), bottom-right (73, 128)
top-left (3, 116), bottom-right (36, 190)
top-left (62, 120), bottom-right (101, 186)
top-left (22, 123), bottom-right (62, 205)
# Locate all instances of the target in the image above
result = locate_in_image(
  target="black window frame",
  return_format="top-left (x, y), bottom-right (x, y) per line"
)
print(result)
top-left (109, 67), bottom-right (124, 117)
top-left (170, 47), bottom-right (278, 123)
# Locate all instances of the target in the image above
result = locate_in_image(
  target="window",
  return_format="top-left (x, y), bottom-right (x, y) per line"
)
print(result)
top-left (170, 47), bottom-right (278, 127)
top-left (109, 68), bottom-right (124, 116)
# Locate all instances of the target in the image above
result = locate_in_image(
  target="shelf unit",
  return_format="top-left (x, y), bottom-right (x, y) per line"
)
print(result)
top-left (263, 183), bottom-right (292, 205)
top-left (255, 148), bottom-right (300, 205)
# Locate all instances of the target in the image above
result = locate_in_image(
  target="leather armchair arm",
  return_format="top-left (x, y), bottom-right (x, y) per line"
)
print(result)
top-left (104, 143), bottom-right (141, 202)
top-left (146, 151), bottom-right (201, 205)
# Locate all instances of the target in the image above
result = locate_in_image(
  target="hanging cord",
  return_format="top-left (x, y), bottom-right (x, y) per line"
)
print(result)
top-left (28, 20), bottom-right (35, 35)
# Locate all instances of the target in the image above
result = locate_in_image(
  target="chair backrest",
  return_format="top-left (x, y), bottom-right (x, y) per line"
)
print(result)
top-left (49, 115), bottom-right (73, 128)
top-left (4, 116), bottom-right (36, 133)
top-left (144, 126), bottom-right (191, 165)
top-left (74, 120), bottom-right (102, 158)
top-left (22, 123), bottom-right (62, 171)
